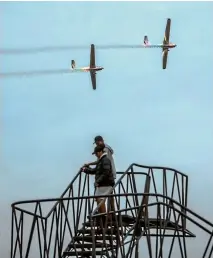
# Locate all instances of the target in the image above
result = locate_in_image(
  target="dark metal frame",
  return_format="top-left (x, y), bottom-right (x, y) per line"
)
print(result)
top-left (11, 164), bottom-right (213, 258)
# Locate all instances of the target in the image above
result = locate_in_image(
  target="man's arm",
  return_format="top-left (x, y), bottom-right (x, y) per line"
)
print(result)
top-left (84, 160), bottom-right (98, 167)
top-left (83, 166), bottom-right (96, 175)
top-left (96, 158), bottom-right (111, 185)
top-left (104, 147), bottom-right (111, 157)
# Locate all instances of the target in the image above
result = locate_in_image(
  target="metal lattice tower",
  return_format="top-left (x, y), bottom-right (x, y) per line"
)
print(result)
top-left (11, 164), bottom-right (213, 258)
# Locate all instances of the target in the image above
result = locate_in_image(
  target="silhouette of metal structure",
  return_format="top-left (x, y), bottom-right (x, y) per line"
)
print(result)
top-left (11, 164), bottom-right (213, 257)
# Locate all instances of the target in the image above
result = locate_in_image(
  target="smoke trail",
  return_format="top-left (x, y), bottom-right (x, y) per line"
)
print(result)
top-left (0, 46), bottom-right (89, 54)
top-left (0, 69), bottom-right (78, 78)
top-left (0, 44), bottom-right (161, 55)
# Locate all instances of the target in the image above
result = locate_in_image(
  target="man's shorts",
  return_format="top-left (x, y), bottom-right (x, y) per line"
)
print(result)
top-left (95, 186), bottom-right (113, 200)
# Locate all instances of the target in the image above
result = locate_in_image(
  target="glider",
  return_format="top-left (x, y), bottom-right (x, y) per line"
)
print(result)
top-left (71, 44), bottom-right (103, 90)
top-left (143, 18), bottom-right (176, 69)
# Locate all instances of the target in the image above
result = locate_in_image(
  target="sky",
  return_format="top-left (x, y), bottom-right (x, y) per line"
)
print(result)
top-left (1, 1), bottom-right (213, 257)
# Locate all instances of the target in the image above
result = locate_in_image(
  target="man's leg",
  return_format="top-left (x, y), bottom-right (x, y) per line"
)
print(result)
top-left (110, 196), bottom-right (115, 212)
top-left (96, 198), bottom-right (106, 214)
top-left (109, 194), bottom-right (116, 222)
top-left (95, 187), bottom-right (105, 213)
top-left (95, 198), bottom-right (106, 229)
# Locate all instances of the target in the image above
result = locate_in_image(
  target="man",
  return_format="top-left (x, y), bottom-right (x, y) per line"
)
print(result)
top-left (82, 145), bottom-right (115, 216)
top-left (84, 136), bottom-right (116, 180)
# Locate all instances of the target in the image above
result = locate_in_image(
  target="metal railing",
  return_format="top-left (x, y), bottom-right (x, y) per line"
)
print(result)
top-left (11, 163), bottom-right (190, 258)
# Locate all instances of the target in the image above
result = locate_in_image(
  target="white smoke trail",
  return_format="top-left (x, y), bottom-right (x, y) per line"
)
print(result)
top-left (0, 69), bottom-right (79, 78)
top-left (0, 45), bottom-right (162, 55)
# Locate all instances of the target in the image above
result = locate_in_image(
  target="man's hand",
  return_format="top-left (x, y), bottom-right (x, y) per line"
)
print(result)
top-left (81, 167), bottom-right (87, 172)
top-left (82, 163), bottom-right (90, 168)
top-left (81, 164), bottom-right (89, 170)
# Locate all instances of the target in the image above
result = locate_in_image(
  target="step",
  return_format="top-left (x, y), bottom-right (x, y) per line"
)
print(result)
top-left (74, 235), bottom-right (117, 242)
top-left (67, 242), bottom-right (116, 249)
top-left (139, 218), bottom-right (182, 229)
top-left (77, 227), bottom-right (123, 235)
top-left (83, 220), bottom-right (130, 228)
top-left (87, 214), bottom-right (135, 225)
top-left (87, 214), bottom-right (186, 230)
top-left (83, 217), bottom-right (188, 234)
top-left (63, 250), bottom-right (107, 257)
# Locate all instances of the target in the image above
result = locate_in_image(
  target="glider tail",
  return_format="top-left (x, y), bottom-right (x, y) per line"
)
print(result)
top-left (144, 35), bottom-right (149, 46)
top-left (71, 60), bottom-right (76, 69)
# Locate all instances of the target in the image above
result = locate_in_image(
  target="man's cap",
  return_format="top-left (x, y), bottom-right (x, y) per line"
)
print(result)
top-left (93, 135), bottom-right (103, 144)
top-left (92, 144), bottom-right (105, 155)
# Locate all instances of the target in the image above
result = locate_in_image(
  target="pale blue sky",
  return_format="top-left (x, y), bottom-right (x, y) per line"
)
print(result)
top-left (1, 1), bottom-right (213, 256)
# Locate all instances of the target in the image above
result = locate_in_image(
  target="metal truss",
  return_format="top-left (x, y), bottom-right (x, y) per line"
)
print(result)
top-left (11, 164), bottom-right (213, 258)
